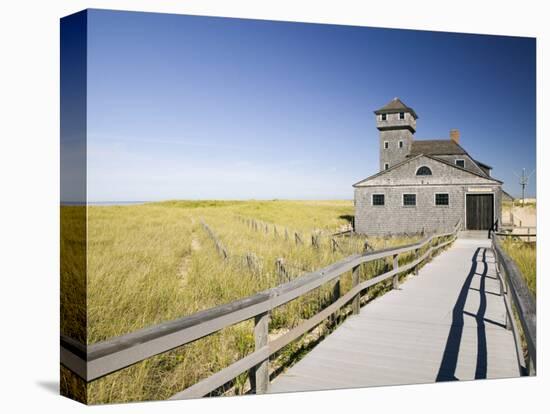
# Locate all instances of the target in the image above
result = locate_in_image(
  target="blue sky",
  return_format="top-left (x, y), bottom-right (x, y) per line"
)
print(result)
top-left (84, 9), bottom-right (536, 201)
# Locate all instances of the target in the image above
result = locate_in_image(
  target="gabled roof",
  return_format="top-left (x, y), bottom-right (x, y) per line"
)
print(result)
top-left (408, 140), bottom-right (467, 156)
top-left (352, 153), bottom-right (502, 187)
top-left (426, 155), bottom-right (502, 183)
top-left (374, 97), bottom-right (418, 119)
top-left (407, 140), bottom-right (492, 178)
top-left (475, 159), bottom-right (493, 170)
top-left (353, 154), bottom-right (424, 187)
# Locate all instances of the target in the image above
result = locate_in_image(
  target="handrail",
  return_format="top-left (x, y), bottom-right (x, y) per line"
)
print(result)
top-left (488, 218), bottom-right (499, 239)
top-left (490, 231), bottom-right (536, 374)
top-left (61, 221), bottom-right (461, 396)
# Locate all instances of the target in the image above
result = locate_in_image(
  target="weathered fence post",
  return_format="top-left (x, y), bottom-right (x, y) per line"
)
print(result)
top-left (284, 228), bottom-right (289, 241)
top-left (201, 220), bottom-right (228, 260)
top-left (392, 254), bottom-right (399, 289)
top-left (495, 250), bottom-right (505, 297)
top-left (265, 224), bottom-right (269, 234)
top-left (252, 311), bottom-right (270, 394)
top-left (363, 240), bottom-right (373, 252)
top-left (245, 252), bottom-right (260, 274)
top-left (331, 238), bottom-right (342, 253)
top-left (352, 265), bottom-right (360, 315)
top-left (275, 258), bottom-right (288, 283)
top-left (330, 276), bottom-right (341, 325)
top-left (504, 277), bottom-right (512, 331)
top-left (311, 232), bottom-right (320, 249)
top-left (414, 248), bottom-right (420, 276)
top-left (295, 232), bottom-right (303, 245)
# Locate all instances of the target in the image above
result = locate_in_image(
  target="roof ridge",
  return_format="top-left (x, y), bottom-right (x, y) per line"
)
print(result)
top-left (352, 153), bottom-right (502, 187)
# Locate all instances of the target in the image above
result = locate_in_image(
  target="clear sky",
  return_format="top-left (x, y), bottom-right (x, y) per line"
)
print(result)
top-left (84, 9), bottom-right (536, 201)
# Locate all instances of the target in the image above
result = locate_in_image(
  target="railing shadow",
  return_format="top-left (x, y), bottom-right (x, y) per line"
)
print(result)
top-left (436, 247), bottom-right (488, 381)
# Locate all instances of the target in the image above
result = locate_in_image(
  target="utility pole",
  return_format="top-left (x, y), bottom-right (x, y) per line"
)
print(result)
top-left (514, 168), bottom-right (535, 207)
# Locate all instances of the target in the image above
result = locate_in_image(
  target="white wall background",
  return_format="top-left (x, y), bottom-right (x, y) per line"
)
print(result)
top-left (0, 1), bottom-right (546, 413)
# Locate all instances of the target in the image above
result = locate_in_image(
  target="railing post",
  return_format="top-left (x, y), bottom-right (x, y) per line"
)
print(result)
top-left (330, 276), bottom-right (341, 325)
top-left (352, 265), bottom-right (360, 315)
top-left (414, 248), bottom-right (419, 276)
top-left (504, 279), bottom-right (512, 331)
top-left (253, 311), bottom-right (270, 394)
top-left (392, 254), bottom-right (399, 289)
top-left (527, 356), bottom-right (536, 376)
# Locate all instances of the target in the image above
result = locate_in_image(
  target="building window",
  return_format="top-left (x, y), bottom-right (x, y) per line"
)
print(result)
top-left (384, 141), bottom-right (389, 149)
top-left (455, 159), bottom-right (465, 168)
top-left (399, 112), bottom-right (405, 120)
top-left (384, 163), bottom-right (389, 170)
top-left (435, 193), bottom-right (449, 206)
top-left (403, 194), bottom-right (416, 206)
top-left (372, 194), bottom-right (385, 206)
top-left (399, 140), bottom-right (404, 149)
top-left (381, 113), bottom-right (387, 121)
top-left (416, 166), bottom-right (432, 176)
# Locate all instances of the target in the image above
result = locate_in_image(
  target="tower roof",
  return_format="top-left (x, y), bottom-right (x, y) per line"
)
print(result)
top-left (374, 97), bottom-right (418, 119)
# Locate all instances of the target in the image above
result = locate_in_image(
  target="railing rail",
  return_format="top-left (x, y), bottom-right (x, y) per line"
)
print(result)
top-left (490, 231), bottom-right (536, 375)
top-left (61, 221), bottom-right (461, 398)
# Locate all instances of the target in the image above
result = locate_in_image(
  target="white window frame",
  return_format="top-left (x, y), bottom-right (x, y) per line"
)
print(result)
top-left (402, 193), bottom-right (417, 207)
top-left (384, 163), bottom-right (389, 170)
top-left (381, 113), bottom-right (387, 121)
top-left (384, 141), bottom-right (389, 149)
top-left (434, 192), bottom-right (450, 206)
top-left (371, 193), bottom-right (385, 206)
top-left (455, 159), bottom-right (466, 168)
top-left (399, 112), bottom-right (405, 120)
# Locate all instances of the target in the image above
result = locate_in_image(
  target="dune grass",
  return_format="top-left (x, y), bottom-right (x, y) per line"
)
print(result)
top-left (501, 238), bottom-right (536, 298)
top-left (61, 200), bottom-right (430, 404)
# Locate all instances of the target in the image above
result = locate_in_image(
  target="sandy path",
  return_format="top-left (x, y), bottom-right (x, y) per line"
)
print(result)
top-left (178, 218), bottom-right (202, 285)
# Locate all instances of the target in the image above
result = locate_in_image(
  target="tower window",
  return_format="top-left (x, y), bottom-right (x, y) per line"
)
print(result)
top-left (381, 113), bottom-right (387, 121)
top-left (435, 193), bottom-right (449, 206)
top-left (455, 159), bottom-right (465, 168)
top-left (372, 194), bottom-right (385, 206)
top-left (399, 140), bottom-right (403, 149)
top-left (399, 112), bottom-right (405, 120)
top-left (384, 163), bottom-right (389, 170)
top-left (416, 166), bottom-right (432, 176)
top-left (403, 194), bottom-right (416, 206)
top-left (384, 141), bottom-right (389, 149)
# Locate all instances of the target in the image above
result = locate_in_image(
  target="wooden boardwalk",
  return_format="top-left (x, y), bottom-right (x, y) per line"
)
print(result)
top-left (269, 236), bottom-right (521, 393)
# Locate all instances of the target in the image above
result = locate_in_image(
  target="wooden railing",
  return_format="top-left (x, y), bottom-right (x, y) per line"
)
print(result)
top-left (490, 231), bottom-right (536, 375)
top-left (497, 226), bottom-right (537, 243)
top-left (61, 222), bottom-right (461, 398)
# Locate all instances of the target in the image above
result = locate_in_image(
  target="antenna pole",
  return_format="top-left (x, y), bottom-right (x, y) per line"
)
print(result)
top-left (517, 168), bottom-right (534, 207)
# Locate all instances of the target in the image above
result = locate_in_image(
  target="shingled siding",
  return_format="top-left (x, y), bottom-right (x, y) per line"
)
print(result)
top-left (353, 155), bottom-right (502, 236)
top-left (354, 184), bottom-right (502, 236)
top-left (379, 129), bottom-right (413, 170)
top-left (432, 154), bottom-right (489, 177)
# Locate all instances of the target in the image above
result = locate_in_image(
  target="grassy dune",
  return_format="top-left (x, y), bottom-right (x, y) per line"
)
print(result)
top-left (62, 200), bottom-right (429, 404)
top-left (502, 238), bottom-right (536, 297)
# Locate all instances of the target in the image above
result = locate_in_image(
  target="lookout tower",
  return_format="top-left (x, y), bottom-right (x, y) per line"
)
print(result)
top-left (374, 98), bottom-right (418, 171)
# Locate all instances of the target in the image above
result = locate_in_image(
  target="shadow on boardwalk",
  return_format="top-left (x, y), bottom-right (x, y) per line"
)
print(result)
top-left (436, 247), bottom-right (493, 381)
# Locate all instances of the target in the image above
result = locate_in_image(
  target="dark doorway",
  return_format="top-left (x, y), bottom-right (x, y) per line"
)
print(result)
top-left (466, 194), bottom-right (494, 230)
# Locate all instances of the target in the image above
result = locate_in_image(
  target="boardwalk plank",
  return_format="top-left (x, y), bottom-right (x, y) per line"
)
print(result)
top-left (269, 237), bottom-right (520, 394)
